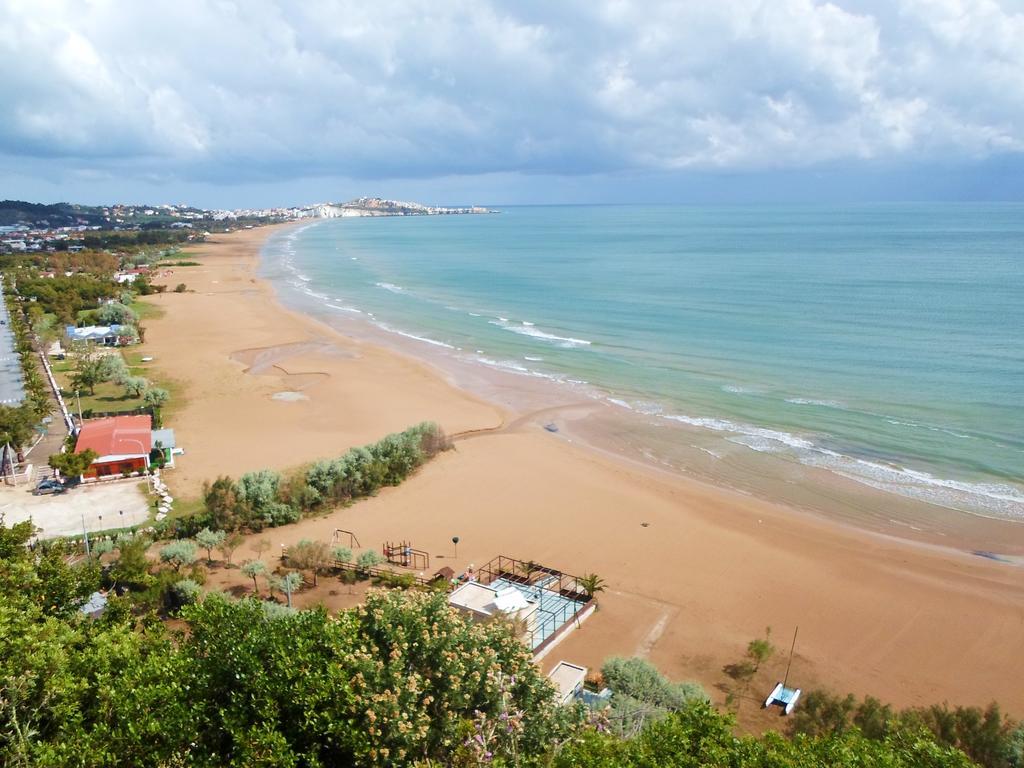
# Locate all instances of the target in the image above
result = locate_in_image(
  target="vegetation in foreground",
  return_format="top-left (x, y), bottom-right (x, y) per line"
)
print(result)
top-left (159, 421), bottom-right (451, 538)
top-left (3, 516), bottom-right (1022, 767)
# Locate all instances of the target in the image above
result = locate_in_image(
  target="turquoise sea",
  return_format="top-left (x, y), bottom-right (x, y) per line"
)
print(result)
top-left (263, 205), bottom-right (1024, 524)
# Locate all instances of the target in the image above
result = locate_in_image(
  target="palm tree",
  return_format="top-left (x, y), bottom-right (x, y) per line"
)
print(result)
top-left (578, 573), bottom-right (606, 601)
top-left (516, 559), bottom-right (539, 582)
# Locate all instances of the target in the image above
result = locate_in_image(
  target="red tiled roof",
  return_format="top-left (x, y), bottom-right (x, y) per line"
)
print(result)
top-left (75, 415), bottom-right (152, 458)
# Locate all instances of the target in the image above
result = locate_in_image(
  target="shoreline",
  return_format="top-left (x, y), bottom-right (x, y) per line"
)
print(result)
top-left (142, 225), bottom-right (1024, 719)
top-left (263, 221), bottom-right (1024, 559)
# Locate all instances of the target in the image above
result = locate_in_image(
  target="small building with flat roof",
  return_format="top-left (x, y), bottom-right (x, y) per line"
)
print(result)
top-left (151, 427), bottom-right (176, 468)
top-left (65, 324), bottom-right (129, 346)
top-left (547, 661), bottom-right (588, 705)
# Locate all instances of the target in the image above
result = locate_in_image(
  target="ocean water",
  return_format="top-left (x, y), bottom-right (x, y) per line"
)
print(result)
top-left (262, 205), bottom-right (1024, 524)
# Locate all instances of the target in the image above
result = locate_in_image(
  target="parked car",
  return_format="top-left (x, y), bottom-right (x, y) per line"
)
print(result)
top-left (33, 478), bottom-right (66, 496)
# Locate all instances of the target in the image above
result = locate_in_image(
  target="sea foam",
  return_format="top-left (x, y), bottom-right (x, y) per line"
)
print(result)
top-left (489, 318), bottom-right (592, 348)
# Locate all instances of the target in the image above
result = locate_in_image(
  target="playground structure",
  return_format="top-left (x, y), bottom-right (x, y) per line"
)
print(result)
top-left (332, 528), bottom-right (361, 548)
top-left (382, 540), bottom-right (430, 570)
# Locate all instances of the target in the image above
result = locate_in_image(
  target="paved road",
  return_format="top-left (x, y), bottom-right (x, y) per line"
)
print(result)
top-left (0, 480), bottom-right (152, 539)
top-left (0, 290), bottom-right (25, 406)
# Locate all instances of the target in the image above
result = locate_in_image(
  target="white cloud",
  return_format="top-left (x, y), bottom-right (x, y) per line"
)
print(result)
top-left (0, 0), bottom-right (1022, 184)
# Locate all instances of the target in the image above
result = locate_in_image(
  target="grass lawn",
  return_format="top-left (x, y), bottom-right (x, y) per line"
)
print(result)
top-left (166, 494), bottom-right (205, 521)
top-left (54, 341), bottom-right (185, 421)
top-left (129, 299), bottom-right (164, 322)
top-left (51, 357), bottom-right (147, 415)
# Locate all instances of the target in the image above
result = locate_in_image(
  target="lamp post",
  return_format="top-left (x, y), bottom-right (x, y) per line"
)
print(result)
top-left (81, 512), bottom-right (91, 557)
top-left (120, 437), bottom-right (152, 492)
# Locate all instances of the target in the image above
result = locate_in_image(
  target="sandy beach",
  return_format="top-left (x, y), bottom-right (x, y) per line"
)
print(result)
top-left (144, 226), bottom-right (1024, 722)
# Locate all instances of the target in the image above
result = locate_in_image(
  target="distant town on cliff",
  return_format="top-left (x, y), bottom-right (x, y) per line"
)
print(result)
top-left (0, 197), bottom-right (493, 253)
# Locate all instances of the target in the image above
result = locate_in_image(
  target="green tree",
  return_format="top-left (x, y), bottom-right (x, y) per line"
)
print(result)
top-left (95, 302), bottom-right (139, 325)
top-left (235, 469), bottom-right (282, 525)
top-left (48, 448), bottom-right (97, 478)
top-left (69, 346), bottom-right (105, 395)
top-left (96, 353), bottom-right (129, 385)
top-left (287, 539), bottom-right (330, 586)
top-left (240, 560), bottom-right (266, 595)
top-left (0, 404), bottom-right (38, 450)
top-left (143, 387), bottom-right (169, 408)
top-left (0, 515), bottom-right (989, 768)
top-left (203, 475), bottom-right (239, 530)
top-left (218, 532), bottom-right (244, 566)
top-left (122, 375), bottom-right (148, 397)
top-left (159, 540), bottom-right (198, 572)
top-left (195, 528), bottom-right (226, 565)
top-left (108, 534), bottom-right (153, 590)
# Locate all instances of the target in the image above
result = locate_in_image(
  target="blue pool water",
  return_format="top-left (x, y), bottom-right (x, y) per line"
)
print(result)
top-left (488, 577), bottom-right (584, 649)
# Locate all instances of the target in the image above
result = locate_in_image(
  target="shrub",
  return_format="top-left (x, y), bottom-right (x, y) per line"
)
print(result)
top-left (287, 540), bottom-right (331, 586)
top-left (302, 422), bottom-right (448, 509)
top-left (193, 423), bottom-right (452, 536)
top-left (356, 550), bottom-right (384, 570)
top-left (171, 579), bottom-right (202, 606)
top-left (236, 469), bottom-right (281, 518)
top-left (601, 657), bottom-right (707, 738)
top-left (789, 690), bottom-right (1023, 768)
top-left (95, 302), bottom-right (139, 326)
top-left (264, 502), bottom-right (299, 527)
top-left (260, 600), bottom-right (296, 620)
top-left (91, 539), bottom-right (114, 557)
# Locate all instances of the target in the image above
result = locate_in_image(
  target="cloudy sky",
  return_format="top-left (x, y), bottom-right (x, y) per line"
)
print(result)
top-left (2, 0), bottom-right (1023, 207)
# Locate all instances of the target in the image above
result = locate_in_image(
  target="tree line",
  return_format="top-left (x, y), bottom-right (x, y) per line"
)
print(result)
top-left (0, 288), bottom-right (53, 450)
top-left (162, 422), bottom-right (452, 537)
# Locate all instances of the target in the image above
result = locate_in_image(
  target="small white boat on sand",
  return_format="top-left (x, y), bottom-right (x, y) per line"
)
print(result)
top-left (764, 682), bottom-right (801, 715)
